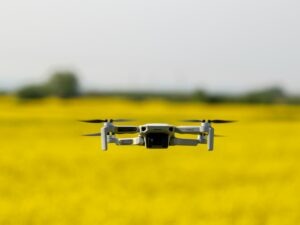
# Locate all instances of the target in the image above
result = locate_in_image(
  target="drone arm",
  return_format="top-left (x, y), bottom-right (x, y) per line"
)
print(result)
top-left (169, 137), bottom-right (199, 146)
top-left (175, 126), bottom-right (202, 134)
top-left (108, 136), bottom-right (144, 146)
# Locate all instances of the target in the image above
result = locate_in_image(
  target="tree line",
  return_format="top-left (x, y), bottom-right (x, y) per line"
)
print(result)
top-left (16, 71), bottom-right (79, 99)
top-left (85, 87), bottom-right (300, 104)
top-left (0, 71), bottom-right (299, 104)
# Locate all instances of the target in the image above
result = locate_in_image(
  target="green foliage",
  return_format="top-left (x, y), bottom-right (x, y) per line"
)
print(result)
top-left (17, 85), bottom-right (48, 99)
top-left (241, 87), bottom-right (286, 104)
top-left (84, 87), bottom-right (300, 104)
top-left (17, 71), bottom-right (79, 100)
top-left (192, 90), bottom-right (207, 101)
top-left (46, 72), bottom-right (79, 98)
top-left (15, 73), bottom-right (300, 104)
top-left (0, 90), bottom-right (7, 95)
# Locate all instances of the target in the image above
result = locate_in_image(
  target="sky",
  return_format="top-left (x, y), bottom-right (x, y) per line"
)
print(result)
top-left (0, 0), bottom-right (299, 93)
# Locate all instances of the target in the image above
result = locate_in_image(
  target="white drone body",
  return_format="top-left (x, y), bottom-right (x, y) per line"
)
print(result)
top-left (81, 119), bottom-right (233, 151)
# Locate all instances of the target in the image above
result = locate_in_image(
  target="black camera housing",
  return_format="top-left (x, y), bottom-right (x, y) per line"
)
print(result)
top-left (145, 133), bottom-right (169, 149)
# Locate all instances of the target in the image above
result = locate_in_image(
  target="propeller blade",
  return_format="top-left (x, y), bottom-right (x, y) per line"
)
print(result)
top-left (182, 119), bottom-right (236, 123)
top-left (79, 119), bottom-right (106, 123)
top-left (214, 134), bottom-right (226, 137)
top-left (82, 132), bottom-right (101, 136)
top-left (209, 120), bottom-right (236, 123)
top-left (181, 119), bottom-right (205, 123)
top-left (79, 119), bottom-right (134, 123)
top-left (112, 119), bottom-right (134, 122)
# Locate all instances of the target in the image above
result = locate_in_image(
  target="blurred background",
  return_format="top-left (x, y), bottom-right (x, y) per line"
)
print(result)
top-left (1, 0), bottom-right (300, 97)
top-left (1, 0), bottom-right (300, 224)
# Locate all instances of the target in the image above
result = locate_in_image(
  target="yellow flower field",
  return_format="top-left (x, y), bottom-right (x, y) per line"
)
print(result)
top-left (1, 96), bottom-right (300, 225)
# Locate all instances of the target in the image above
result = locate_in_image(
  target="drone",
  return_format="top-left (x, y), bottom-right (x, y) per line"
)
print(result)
top-left (80, 119), bottom-right (235, 151)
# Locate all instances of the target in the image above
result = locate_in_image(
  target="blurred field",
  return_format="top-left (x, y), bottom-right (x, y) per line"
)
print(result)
top-left (1, 96), bottom-right (300, 225)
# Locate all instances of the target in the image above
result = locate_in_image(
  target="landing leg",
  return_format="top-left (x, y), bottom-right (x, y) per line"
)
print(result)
top-left (208, 127), bottom-right (214, 151)
top-left (101, 127), bottom-right (108, 151)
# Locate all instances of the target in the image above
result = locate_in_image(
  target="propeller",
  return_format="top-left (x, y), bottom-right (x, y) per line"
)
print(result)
top-left (182, 119), bottom-right (236, 123)
top-left (79, 119), bottom-right (134, 123)
top-left (210, 120), bottom-right (236, 124)
top-left (82, 132), bottom-right (101, 136)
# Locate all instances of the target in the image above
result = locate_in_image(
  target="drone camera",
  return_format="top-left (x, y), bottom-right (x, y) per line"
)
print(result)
top-left (145, 133), bottom-right (169, 149)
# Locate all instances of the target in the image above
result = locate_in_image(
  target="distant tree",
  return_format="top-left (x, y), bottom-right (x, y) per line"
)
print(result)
top-left (241, 87), bottom-right (286, 103)
top-left (0, 90), bottom-right (7, 95)
top-left (17, 85), bottom-right (48, 99)
top-left (192, 90), bottom-right (207, 102)
top-left (205, 94), bottom-right (227, 103)
top-left (46, 71), bottom-right (79, 98)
